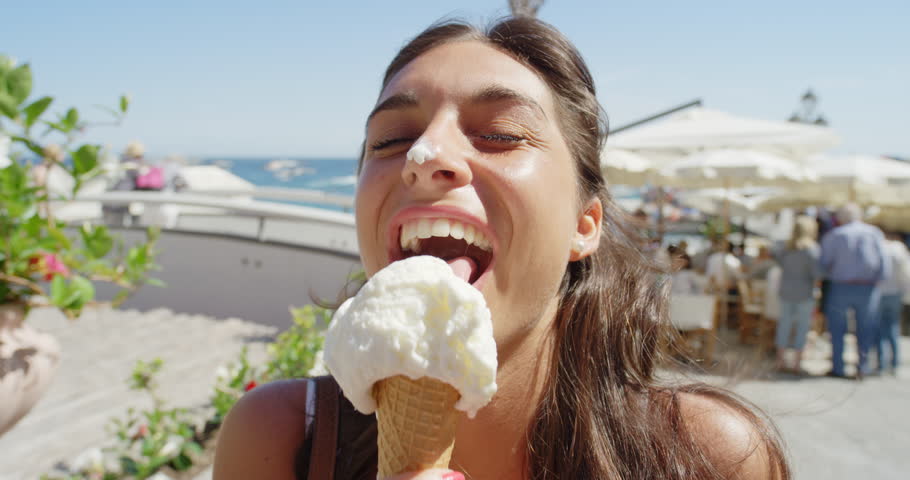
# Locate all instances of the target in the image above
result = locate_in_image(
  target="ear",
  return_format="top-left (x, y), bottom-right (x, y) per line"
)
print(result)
top-left (570, 197), bottom-right (603, 261)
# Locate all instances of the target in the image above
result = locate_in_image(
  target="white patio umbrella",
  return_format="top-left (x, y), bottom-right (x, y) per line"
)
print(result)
top-left (755, 155), bottom-right (910, 210)
top-left (607, 107), bottom-right (837, 241)
top-left (871, 184), bottom-right (910, 208)
top-left (809, 153), bottom-right (910, 190)
top-left (660, 149), bottom-right (817, 235)
top-left (600, 147), bottom-right (658, 185)
top-left (659, 149), bottom-right (817, 189)
top-left (609, 107), bottom-right (840, 160)
top-left (869, 205), bottom-right (910, 232)
top-left (677, 188), bottom-right (761, 217)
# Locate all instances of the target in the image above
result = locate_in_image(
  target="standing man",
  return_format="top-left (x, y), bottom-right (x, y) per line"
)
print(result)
top-left (820, 204), bottom-right (890, 379)
top-left (877, 231), bottom-right (910, 374)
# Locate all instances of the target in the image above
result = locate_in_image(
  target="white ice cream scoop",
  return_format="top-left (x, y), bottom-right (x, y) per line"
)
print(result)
top-left (323, 255), bottom-right (498, 418)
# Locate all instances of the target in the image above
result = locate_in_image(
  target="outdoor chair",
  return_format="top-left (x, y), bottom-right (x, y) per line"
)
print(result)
top-left (737, 279), bottom-right (769, 345)
top-left (669, 293), bottom-right (720, 364)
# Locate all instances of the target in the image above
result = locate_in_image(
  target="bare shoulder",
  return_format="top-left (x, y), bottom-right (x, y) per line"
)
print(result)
top-left (213, 378), bottom-right (311, 480)
top-left (677, 391), bottom-right (785, 480)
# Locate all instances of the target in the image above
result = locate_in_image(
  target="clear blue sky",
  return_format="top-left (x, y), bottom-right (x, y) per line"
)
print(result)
top-left (3, 0), bottom-right (907, 158)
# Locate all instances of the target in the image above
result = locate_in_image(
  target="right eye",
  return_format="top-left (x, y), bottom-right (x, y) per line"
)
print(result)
top-left (370, 137), bottom-right (415, 151)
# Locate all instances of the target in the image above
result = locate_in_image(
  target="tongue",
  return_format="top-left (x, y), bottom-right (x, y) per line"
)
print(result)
top-left (446, 256), bottom-right (478, 283)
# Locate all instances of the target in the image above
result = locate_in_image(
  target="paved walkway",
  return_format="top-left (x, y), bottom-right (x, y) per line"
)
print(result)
top-left (0, 307), bottom-right (274, 480)
top-left (704, 330), bottom-right (910, 479)
top-left (2, 308), bottom-right (908, 479)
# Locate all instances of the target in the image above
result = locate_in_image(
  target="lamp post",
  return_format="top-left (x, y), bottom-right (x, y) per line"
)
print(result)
top-left (509, 0), bottom-right (545, 17)
top-left (788, 88), bottom-right (828, 126)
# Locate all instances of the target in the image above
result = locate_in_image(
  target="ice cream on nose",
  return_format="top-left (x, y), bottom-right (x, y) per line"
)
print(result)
top-left (323, 255), bottom-right (498, 475)
top-left (406, 138), bottom-right (439, 165)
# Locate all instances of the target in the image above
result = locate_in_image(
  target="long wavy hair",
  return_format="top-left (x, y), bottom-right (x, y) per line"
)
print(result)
top-left (366, 17), bottom-right (789, 480)
top-left (787, 215), bottom-right (818, 251)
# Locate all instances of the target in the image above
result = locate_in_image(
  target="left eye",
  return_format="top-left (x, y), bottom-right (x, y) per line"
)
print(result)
top-left (477, 134), bottom-right (525, 143)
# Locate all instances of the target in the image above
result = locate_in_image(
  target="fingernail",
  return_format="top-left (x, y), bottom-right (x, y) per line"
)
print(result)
top-left (442, 472), bottom-right (465, 480)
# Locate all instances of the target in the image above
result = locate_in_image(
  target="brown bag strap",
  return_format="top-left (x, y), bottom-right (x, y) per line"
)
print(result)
top-left (308, 376), bottom-right (340, 480)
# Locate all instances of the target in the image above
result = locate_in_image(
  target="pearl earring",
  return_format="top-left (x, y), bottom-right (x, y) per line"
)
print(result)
top-left (574, 239), bottom-right (586, 253)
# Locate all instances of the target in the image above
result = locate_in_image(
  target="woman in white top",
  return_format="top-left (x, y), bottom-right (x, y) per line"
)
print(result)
top-left (670, 250), bottom-right (703, 295)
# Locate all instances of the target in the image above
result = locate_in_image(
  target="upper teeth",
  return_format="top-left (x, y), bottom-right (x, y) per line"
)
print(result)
top-left (399, 218), bottom-right (492, 252)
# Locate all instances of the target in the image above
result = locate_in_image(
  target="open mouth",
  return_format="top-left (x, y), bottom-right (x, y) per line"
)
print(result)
top-left (392, 218), bottom-right (494, 287)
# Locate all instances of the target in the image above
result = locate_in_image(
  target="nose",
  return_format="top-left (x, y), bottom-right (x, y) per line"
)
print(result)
top-left (400, 127), bottom-right (472, 195)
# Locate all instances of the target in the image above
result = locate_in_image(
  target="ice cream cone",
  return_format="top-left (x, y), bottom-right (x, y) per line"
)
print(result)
top-left (374, 375), bottom-right (461, 477)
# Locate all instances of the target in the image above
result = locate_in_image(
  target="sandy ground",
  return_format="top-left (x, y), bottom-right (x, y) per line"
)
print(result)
top-left (0, 307), bottom-right (274, 480)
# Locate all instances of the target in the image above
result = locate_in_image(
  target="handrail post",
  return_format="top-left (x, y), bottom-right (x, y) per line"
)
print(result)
top-left (257, 217), bottom-right (266, 241)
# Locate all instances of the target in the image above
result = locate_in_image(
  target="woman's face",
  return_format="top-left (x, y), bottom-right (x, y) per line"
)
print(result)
top-left (356, 40), bottom-right (591, 348)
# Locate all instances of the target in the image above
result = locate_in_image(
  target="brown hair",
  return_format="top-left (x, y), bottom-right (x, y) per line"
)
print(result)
top-left (368, 17), bottom-right (789, 480)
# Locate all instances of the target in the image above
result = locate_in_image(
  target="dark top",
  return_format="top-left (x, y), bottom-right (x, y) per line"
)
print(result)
top-left (295, 376), bottom-right (378, 480)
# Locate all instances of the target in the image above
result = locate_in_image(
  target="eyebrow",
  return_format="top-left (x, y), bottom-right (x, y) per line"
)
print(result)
top-left (471, 84), bottom-right (547, 120)
top-left (367, 91), bottom-right (419, 121)
top-left (365, 84), bottom-right (547, 123)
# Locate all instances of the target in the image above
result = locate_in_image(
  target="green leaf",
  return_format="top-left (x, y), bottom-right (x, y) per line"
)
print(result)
top-left (64, 108), bottom-right (78, 128)
top-left (120, 94), bottom-right (130, 113)
top-left (46, 223), bottom-right (72, 250)
top-left (0, 90), bottom-right (16, 118)
top-left (111, 289), bottom-right (130, 306)
top-left (127, 245), bottom-right (149, 271)
top-left (0, 281), bottom-right (11, 303)
top-left (22, 214), bottom-right (43, 238)
top-left (145, 277), bottom-right (166, 287)
top-left (0, 55), bottom-right (13, 77)
top-left (50, 274), bottom-right (68, 307)
top-left (71, 144), bottom-right (99, 175)
top-left (6, 64), bottom-right (32, 104)
top-left (10, 135), bottom-right (44, 157)
top-left (23, 96), bottom-right (52, 128)
top-left (120, 456), bottom-right (139, 475)
top-left (80, 223), bottom-right (113, 258)
top-left (69, 275), bottom-right (95, 305)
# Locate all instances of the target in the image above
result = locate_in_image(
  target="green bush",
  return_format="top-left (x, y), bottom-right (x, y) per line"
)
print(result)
top-left (263, 305), bottom-right (331, 381)
top-left (43, 304), bottom-right (334, 479)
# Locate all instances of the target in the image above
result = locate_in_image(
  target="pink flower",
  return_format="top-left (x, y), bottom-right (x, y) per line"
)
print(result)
top-left (28, 252), bottom-right (70, 281)
top-left (244, 380), bottom-right (258, 392)
top-left (129, 423), bottom-right (149, 440)
top-left (41, 253), bottom-right (70, 281)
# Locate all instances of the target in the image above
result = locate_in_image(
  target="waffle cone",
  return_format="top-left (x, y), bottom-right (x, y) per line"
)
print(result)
top-left (374, 375), bottom-right (461, 477)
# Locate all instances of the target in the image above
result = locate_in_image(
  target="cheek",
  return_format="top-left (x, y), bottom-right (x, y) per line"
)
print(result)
top-left (354, 162), bottom-right (399, 275)
top-left (488, 152), bottom-right (578, 311)
top-left (505, 153), bottom-right (579, 245)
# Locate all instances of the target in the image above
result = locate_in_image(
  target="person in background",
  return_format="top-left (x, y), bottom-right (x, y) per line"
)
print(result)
top-left (161, 154), bottom-right (188, 192)
top-left (819, 204), bottom-right (890, 379)
top-left (774, 216), bottom-right (822, 373)
top-left (748, 245), bottom-right (777, 280)
top-left (631, 208), bottom-right (651, 239)
top-left (706, 239), bottom-right (742, 293)
top-left (690, 240), bottom-right (712, 274)
top-left (876, 230), bottom-right (910, 374)
top-left (905, 234), bottom-right (910, 336)
top-left (101, 141), bottom-right (145, 226)
top-left (733, 242), bottom-right (749, 269)
top-left (669, 247), bottom-right (702, 295)
top-left (677, 239), bottom-right (690, 256)
top-left (706, 239), bottom-right (743, 325)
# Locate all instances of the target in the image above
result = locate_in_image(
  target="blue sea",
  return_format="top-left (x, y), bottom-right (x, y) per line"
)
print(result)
top-left (198, 157), bottom-right (358, 211)
top-left (200, 156), bottom-right (649, 216)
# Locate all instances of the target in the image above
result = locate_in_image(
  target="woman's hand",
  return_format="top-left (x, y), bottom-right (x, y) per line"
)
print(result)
top-left (382, 469), bottom-right (465, 480)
